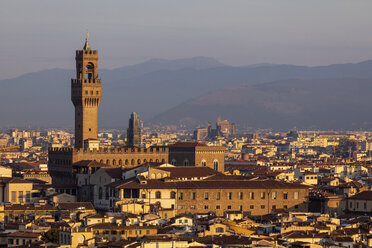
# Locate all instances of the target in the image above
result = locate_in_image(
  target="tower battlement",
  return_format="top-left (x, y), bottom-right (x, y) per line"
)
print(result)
top-left (71, 79), bottom-right (102, 85)
top-left (76, 146), bottom-right (169, 154)
top-left (76, 50), bottom-right (98, 56)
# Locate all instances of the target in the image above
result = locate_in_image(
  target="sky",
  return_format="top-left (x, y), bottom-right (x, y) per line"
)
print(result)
top-left (1, 0), bottom-right (372, 80)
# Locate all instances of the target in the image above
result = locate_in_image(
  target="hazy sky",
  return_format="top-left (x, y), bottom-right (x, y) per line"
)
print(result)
top-left (1, 0), bottom-right (372, 79)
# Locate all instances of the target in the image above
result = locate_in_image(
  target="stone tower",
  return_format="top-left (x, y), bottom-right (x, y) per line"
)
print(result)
top-left (127, 112), bottom-right (141, 147)
top-left (71, 33), bottom-right (101, 148)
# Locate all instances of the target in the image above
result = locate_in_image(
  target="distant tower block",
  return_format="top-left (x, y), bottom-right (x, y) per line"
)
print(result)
top-left (127, 112), bottom-right (141, 147)
top-left (71, 33), bottom-right (102, 148)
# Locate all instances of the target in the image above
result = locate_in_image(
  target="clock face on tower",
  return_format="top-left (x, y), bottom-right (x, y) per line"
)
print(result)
top-left (78, 234), bottom-right (85, 244)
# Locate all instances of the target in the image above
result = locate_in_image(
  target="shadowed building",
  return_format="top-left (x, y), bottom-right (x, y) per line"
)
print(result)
top-left (127, 112), bottom-right (141, 147)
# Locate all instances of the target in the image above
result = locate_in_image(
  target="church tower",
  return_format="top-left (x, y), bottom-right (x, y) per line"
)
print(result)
top-left (71, 33), bottom-right (101, 148)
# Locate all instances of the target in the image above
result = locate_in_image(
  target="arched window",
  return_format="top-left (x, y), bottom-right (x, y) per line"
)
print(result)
top-left (171, 159), bottom-right (177, 165)
top-left (213, 160), bottom-right (219, 171)
top-left (149, 159), bottom-right (153, 162)
top-left (105, 187), bottom-right (109, 200)
top-left (156, 159), bottom-right (159, 163)
top-left (161, 159), bottom-right (165, 163)
top-left (125, 159), bottom-right (129, 165)
top-left (157, 173), bottom-right (162, 179)
top-left (106, 159), bottom-right (110, 165)
top-left (170, 191), bottom-right (176, 199)
top-left (118, 159), bottom-right (122, 166)
top-left (86, 62), bottom-right (94, 80)
top-left (137, 159), bottom-right (141, 165)
top-left (113, 159), bottom-right (116, 166)
top-left (100, 160), bottom-right (103, 163)
top-left (155, 191), bottom-right (161, 199)
top-left (131, 159), bottom-right (135, 165)
top-left (202, 160), bottom-right (207, 167)
top-left (99, 187), bottom-right (103, 200)
top-left (183, 159), bottom-right (189, 166)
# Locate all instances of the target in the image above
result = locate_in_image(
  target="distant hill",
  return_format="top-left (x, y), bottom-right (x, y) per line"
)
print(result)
top-left (151, 78), bottom-right (372, 130)
top-left (1, 57), bottom-right (372, 129)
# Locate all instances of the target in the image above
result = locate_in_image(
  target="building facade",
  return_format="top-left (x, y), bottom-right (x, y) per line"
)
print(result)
top-left (127, 112), bottom-right (141, 147)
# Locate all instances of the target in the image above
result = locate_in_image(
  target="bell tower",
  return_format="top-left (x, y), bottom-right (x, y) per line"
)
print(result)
top-left (71, 32), bottom-right (101, 148)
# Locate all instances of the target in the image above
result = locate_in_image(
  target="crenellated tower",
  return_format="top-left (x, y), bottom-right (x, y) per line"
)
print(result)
top-left (71, 33), bottom-right (101, 148)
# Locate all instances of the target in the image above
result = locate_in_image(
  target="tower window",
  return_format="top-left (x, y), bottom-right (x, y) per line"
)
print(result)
top-left (89, 128), bottom-right (91, 131)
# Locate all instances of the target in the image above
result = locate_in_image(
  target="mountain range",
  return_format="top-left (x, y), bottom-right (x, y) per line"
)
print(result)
top-left (1, 57), bottom-right (372, 130)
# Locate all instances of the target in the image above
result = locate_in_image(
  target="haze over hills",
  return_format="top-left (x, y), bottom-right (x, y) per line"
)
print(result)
top-left (1, 57), bottom-right (372, 130)
top-left (151, 78), bottom-right (372, 130)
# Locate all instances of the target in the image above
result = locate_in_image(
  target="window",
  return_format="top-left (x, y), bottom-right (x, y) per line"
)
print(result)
top-left (349, 202), bottom-right (353, 208)
top-left (18, 191), bottom-right (23, 202)
top-left (191, 192), bottom-right (196, 200)
top-left (179, 219), bottom-right (182, 224)
top-left (239, 205), bottom-right (243, 211)
top-left (204, 205), bottom-right (209, 210)
top-left (185, 219), bottom-right (188, 223)
top-left (191, 205), bottom-right (196, 209)
top-left (178, 192), bottom-right (183, 200)
top-left (11, 191), bottom-right (16, 202)
top-left (260, 192), bottom-right (265, 199)
top-left (213, 160), bottom-right (219, 171)
top-left (146, 230), bottom-right (150, 234)
top-left (261, 205), bottom-right (265, 209)
top-left (284, 205), bottom-right (288, 209)
top-left (99, 187), bottom-right (103, 200)
top-left (202, 160), bottom-right (206, 167)
top-left (272, 205), bottom-right (276, 209)
top-left (228, 192), bottom-right (232, 200)
top-left (141, 193), bottom-right (146, 199)
top-left (204, 192), bottom-right (209, 200)
top-left (105, 187), bottom-right (109, 200)
top-left (250, 205), bottom-right (254, 209)
top-left (239, 192), bottom-right (243, 200)
top-left (170, 191), bottom-right (176, 199)
top-left (272, 191), bottom-right (277, 200)
top-left (283, 192), bottom-right (288, 200)
top-left (25, 191), bottom-right (31, 203)
top-left (183, 159), bottom-right (189, 166)
top-left (294, 192), bottom-right (299, 200)
top-left (216, 205), bottom-right (220, 209)
top-left (249, 192), bottom-right (254, 200)
top-left (364, 202), bottom-right (367, 209)
top-left (155, 191), bottom-right (161, 199)
top-left (216, 227), bottom-right (224, 233)
top-left (227, 205), bottom-right (232, 209)
top-left (217, 192), bottom-right (221, 200)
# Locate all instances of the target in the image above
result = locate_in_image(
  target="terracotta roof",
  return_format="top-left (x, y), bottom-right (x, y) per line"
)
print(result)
top-left (58, 202), bottom-right (95, 210)
top-left (158, 166), bottom-right (221, 178)
top-left (102, 167), bottom-right (124, 179)
top-left (9, 178), bottom-right (33, 184)
top-left (5, 204), bottom-right (56, 211)
top-left (8, 231), bottom-right (41, 238)
top-left (170, 142), bottom-right (207, 147)
top-left (112, 178), bottom-right (310, 190)
top-left (348, 191), bottom-right (372, 201)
